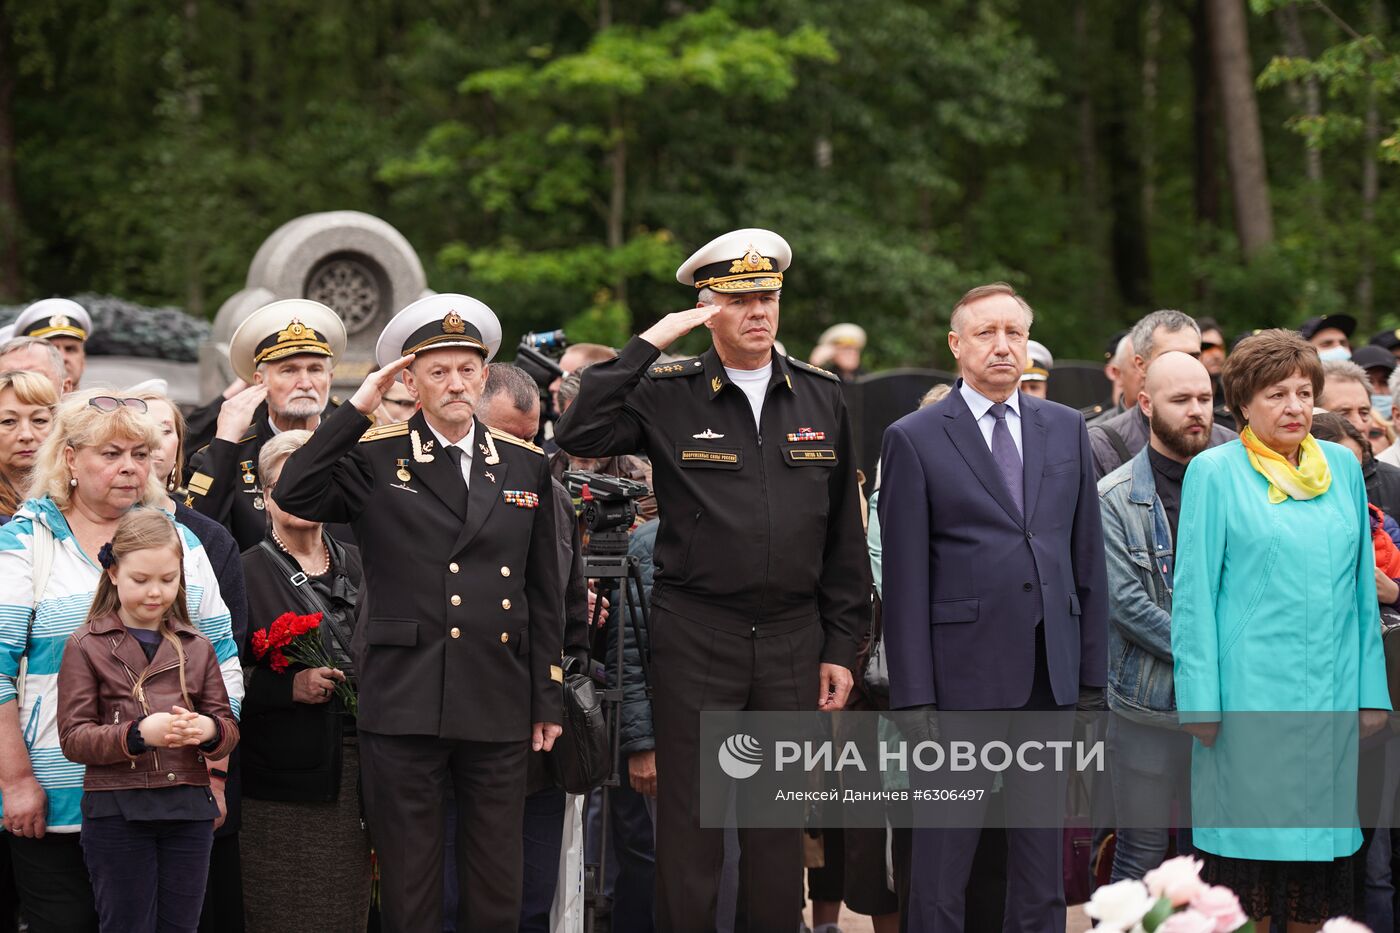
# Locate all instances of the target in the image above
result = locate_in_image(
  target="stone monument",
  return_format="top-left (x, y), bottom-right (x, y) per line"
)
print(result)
top-left (202, 210), bottom-right (432, 398)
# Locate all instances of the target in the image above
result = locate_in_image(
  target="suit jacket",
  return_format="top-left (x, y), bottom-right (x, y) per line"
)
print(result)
top-left (878, 384), bottom-right (1108, 711)
top-left (271, 405), bottom-right (564, 741)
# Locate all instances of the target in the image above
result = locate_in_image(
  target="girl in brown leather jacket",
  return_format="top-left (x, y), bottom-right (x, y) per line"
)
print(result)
top-left (57, 510), bottom-right (238, 933)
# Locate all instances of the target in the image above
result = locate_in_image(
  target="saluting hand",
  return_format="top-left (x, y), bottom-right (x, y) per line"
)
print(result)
top-left (214, 384), bottom-right (268, 443)
top-left (350, 354), bottom-right (416, 416)
top-left (639, 305), bottom-right (721, 353)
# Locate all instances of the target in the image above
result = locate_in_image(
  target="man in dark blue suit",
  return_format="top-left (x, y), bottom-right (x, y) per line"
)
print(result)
top-left (879, 282), bottom-right (1108, 932)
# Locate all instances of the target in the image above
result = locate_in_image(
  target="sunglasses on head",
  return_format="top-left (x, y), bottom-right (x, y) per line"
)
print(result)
top-left (88, 396), bottom-right (148, 414)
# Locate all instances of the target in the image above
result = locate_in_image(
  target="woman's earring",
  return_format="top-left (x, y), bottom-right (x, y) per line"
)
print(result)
top-left (69, 477), bottom-right (77, 488)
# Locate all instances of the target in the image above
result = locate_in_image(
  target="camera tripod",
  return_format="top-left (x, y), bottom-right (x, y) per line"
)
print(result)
top-left (580, 548), bottom-right (652, 933)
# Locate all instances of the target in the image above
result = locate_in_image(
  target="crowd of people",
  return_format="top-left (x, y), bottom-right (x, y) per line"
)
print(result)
top-left (0, 226), bottom-right (1396, 933)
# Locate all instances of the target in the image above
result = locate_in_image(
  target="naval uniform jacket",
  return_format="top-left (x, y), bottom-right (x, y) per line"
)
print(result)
top-left (271, 405), bottom-right (564, 741)
top-left (185, 401), bottom-right (352, 551)
top-left (554, 336), bottom-right (869, 671)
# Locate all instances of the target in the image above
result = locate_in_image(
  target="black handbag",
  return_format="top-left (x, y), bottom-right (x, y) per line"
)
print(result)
top-left (545, 656), bottom-right (610, 794)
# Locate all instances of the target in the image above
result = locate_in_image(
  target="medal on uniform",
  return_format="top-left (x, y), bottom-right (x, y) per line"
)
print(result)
top-left (410, 430), bottom-right (434, 463)
top-left (391, 458), bottom-right (417, 493)
top-left (240, 460), bottom-right (256, 484)
top-left (786, 427), bottom-right (826, 442)
top-left (253, 495), bottom-right (265, 510)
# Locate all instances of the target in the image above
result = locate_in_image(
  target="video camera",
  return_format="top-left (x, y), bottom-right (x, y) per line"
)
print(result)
top-left (514, 330), bottom-right (568, 395)
top-left (563, 470), bottom-right (649, 557)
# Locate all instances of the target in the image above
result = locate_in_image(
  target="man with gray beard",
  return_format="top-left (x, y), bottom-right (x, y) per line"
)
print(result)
top-left (185, 299), bottom-right (347, 549)
top-left (1097, 352), bottom-right (1220, 882)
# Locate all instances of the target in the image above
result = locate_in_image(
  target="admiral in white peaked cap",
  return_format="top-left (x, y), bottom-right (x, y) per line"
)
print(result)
top-left (13, 298), bottom-right (92, 342)
top-left (675, 228), bottom-right (792, 294)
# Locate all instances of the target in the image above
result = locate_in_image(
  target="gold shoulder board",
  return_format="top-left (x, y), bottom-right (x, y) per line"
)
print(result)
top-left (359, 421), bottom-right (410, 443)
top-left (487, 426), bottom-right (544, 455)
top-left (647, 358), bottom-right (703, 379)
top-left (788, 357), bottom-right (841, 382)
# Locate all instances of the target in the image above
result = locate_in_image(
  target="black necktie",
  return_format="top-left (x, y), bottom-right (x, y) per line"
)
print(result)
top-left (443, 445), bottom-right (469, 516)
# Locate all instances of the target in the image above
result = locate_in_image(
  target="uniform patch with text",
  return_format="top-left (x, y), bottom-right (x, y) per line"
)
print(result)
top-left (784, 447), bottom-right (837, 464)
top-left (677, 446), bottom-right (742, 469)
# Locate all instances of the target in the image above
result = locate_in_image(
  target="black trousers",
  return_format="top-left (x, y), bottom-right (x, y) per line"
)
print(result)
top-left (650, 607), bottom-right (823, 932)
top-left (7, 833), bottom-right (97, 933)
top-left (0, 832), bottom-right (18, 933)
top-left (359, 731), bottom-right (529, 933)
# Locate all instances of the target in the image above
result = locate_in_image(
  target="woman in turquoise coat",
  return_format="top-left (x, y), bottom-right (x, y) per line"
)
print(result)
top-left (1172, 329), bottom-right (1390, 929)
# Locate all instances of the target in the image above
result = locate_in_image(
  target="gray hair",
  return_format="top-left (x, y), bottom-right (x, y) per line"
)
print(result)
top-left (557, 372), bottom-right (583, 409)
top-left (1388, 366), bottom-right (1400, 415)
top-left (258, 429), bottom-right (313, 482)
top-left (1112, 335), bottom-right (1134, 368)
top-left (1130, 310), bottom-right (1199, 364)
top-left (697, 287), bottom-right (781, 306)
top-left (949, 282), bottom-right (1035, 335)
top-left (0, 336), bottom-right (65, 389)
top-left (482, 363), bottom-right (540, 413)
top-left (1322, 359), bottom-right (1370, 399)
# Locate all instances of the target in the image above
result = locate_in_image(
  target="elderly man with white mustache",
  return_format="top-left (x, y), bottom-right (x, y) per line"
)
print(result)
top-left (184, 299), bottom-right (348, 550)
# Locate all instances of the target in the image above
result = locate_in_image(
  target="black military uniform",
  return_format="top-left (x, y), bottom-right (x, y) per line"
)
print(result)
top-left (556, 324), bottom-right (870, 928)
top-left (184, 401), bottom-right (344, 550)
top-left (273, 296), bottom-right (563, 932)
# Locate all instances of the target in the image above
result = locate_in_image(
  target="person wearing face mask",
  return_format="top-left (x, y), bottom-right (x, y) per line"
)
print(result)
top-left (1300, 313), bottom-right (1357, 361)
top-left (1351, 345), bottom-right (1397, 421)
top-left (184, 300), bottom-right (347, 550)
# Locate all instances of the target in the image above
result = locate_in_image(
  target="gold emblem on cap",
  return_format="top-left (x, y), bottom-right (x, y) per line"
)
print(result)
top-left (278, 319), bottom-right (317, 342)
top-left (51, 314), bottom-right (70, 328)
top-left (443, 312), bottom-right (466, 334)
top-left (729, 247), bottom-right (773, 274)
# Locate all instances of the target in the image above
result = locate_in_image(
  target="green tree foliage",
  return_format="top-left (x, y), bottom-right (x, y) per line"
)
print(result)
top-left (4, 0), bottom-right (1397, 365)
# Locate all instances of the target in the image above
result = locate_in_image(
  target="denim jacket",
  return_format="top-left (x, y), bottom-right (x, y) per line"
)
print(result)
top-left (1097, 447), bottom-right (1177, 724)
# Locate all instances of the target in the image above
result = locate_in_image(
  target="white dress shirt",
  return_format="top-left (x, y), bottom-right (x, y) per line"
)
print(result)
top-left (428, 420), bottom-right (476, 488)
top-left (958, 381), bottom-right (1024, 461)
top-left (724, 363), bottom-right (772, 431)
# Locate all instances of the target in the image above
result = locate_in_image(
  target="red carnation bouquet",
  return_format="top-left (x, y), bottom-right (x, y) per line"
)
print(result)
top-left (251, 611), bottom-right (357, 716)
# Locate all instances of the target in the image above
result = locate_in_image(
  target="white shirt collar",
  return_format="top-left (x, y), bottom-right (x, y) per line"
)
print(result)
top-left (959, 380), bottom-right (1021, 421)
top-left (426, 419), bottom-right (476, 456)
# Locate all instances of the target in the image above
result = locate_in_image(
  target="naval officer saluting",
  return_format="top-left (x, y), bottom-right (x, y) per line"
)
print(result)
top-left (273, 294), bottom-right (564, 932)
top-left (185, 298), bottom-right (347, 549)
top-left (555, 228), bottom-right (870, 931)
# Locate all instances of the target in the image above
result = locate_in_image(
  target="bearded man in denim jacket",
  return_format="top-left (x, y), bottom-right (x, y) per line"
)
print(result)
top-left (1098, 351), bottom-right (1224, 881)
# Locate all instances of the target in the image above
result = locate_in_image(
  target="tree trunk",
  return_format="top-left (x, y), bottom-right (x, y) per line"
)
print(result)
top-left (1275, 1), bottom-right (1324, 220)
top-left (1074, 0), bottom-right (1109, 316)
top-left (1191, 0), bottom-right (1221, 231)
top-left (1356, 0), bottom-right (1385, 327)
top-left (1206, 0), bottom-right (1275, 259)
top-left (1142, 0), bottom-right (1162, 228)
top-left (1101, 1), bottom-right (1152, 310)
top-left (0, 0), bottom-right (22, 302)
top-left (182, 0), bottom-right (204, 317)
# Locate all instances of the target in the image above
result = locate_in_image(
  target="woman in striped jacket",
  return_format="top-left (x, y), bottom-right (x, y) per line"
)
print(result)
top-left (0, 391), bottom-right (243, 931)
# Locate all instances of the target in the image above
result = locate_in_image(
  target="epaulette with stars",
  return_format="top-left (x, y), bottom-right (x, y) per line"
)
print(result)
top-left (359, 421), bottom-right (410, 443)
top-left (487, 426), bottom-right (544, 455)
top-left (787, 357), bottom-right (841, 382)
top-left (647, 358), bottom-right (704, 378)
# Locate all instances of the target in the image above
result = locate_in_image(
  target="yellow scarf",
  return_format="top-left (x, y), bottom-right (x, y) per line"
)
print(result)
top-left (1240, 426), bottom-right (1332, 504)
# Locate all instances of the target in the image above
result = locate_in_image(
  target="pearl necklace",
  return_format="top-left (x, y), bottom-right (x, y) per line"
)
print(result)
top-left (271, 528), bottom-right (330, 576)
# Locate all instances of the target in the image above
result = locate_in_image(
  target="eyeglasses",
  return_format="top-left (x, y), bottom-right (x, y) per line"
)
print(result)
top-left (1369, 429), bottom-right (1387, 440)
top-left (88, 397), bottom-right (148, 414)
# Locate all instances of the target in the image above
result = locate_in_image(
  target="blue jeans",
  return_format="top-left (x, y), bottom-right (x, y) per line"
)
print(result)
top-left (80, 816), bottom-right (213, 933)
top-left (1108, 714), bottom-right (1194, 882)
